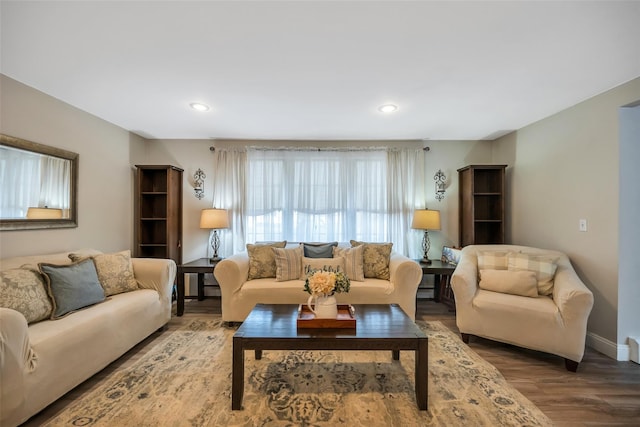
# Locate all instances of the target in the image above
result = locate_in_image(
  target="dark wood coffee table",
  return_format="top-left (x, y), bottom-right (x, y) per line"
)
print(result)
top-left (232, 303), bottom-right (428, 410)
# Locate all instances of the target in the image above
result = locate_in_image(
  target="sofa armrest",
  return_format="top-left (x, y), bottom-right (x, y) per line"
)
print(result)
top-left (132, 258), bottom-right (176, 303)
top-left (389, 253), bottom-right (422, 291)
top-left (214, 253), bottom-right (250, 295)
top-left (553, 260), bottom-right (594, 322)
top-left (0, 308), bottom-right (33, 426)
top-left (450, 249), bottom-right (479, 306)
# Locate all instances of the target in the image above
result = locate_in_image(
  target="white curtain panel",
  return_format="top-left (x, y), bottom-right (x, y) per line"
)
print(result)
top-left (212, 148), bottom-right (247, 257)
top-left (39, 155), bottom-right (71, 212)
top-left (0, 146), bottom-right (41, 218)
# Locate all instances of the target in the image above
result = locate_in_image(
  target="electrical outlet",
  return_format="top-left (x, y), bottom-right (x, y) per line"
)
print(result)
top-left (579, 219), bottom-right (588, 232)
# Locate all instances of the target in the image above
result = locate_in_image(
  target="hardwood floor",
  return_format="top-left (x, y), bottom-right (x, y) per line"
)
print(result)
top-left (23, 298), bottom-right (640, 426)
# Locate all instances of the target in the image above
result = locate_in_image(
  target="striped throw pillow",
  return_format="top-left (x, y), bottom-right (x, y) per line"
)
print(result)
top-left (333, 245), bottom-right (365, 282)
top-left (272, 245), bottom-right (303, 282)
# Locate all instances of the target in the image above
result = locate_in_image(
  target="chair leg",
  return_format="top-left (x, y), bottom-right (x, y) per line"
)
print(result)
top-left (460, 333), bottom-right (471, 344)
top-left (565, 358), bottom-right (579, 372)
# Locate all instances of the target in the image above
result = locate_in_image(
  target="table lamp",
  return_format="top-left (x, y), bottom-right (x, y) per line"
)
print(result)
top-left (200, 208), bottom-right (229, 262)
top-left (411, 209), bottom-right (441, 264)
top-left (26, 207), bottom-right (63, 219)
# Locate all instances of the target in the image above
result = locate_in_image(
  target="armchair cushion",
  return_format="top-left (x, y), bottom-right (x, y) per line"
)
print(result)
top-left (479, 269), bottom-right (538, 298)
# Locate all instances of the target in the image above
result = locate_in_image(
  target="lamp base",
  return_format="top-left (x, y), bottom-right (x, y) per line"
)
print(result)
top-left (209, 256), bottom-right (221, 263)
top-left (421, 257), bottom-right (432, 265)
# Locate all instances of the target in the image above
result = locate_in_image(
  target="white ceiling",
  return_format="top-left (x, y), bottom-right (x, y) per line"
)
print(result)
top-left (2, 1), bottom-right (640, 141)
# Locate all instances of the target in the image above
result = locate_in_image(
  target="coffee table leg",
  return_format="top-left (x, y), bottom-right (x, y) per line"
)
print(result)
top-left (415, 338), bottom-right (428, 410)
top-left (392, 350), bottom-right (400, 360)
top-left (255, 350), bottom-right (262, 360)
top-left (232, 335), bottom-right (244, 410)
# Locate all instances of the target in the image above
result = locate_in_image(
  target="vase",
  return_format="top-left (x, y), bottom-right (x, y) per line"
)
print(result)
top-left (306, 294), bottom-right (338, 319)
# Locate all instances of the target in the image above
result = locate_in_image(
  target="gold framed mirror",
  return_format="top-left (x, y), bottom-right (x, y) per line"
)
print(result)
top-left (1, 134), bottom-right (78, 230)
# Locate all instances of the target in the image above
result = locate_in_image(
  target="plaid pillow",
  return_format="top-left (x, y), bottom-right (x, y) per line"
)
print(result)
top-left (507, 253), bottom-right (558, 296)
top-left (477, 251), bottom-right (511, 271)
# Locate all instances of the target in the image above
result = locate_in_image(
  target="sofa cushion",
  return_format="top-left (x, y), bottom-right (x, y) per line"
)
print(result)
top-left (507, 253), bottom-right (558, 296)
top-left (273, 246), bottom-right (303, 281)
top-left (69, 250), bottom-right (138, 296)
top-left (479, 269), bottom-right (538, 298)
top-left (302, 256), bottom-right (345, 277)
top-left (0, 267), bottom-right (53, 324)
top-left (333, 245), bottom-right (365, 281)
top-left (247, 241), bottom-right (287, 280)
top-left (303, 242), bottom-right (338, 258)
top-left (350, 240), bottom-right (392, 280)
top-left (39, 258), bottom-right (106, 319)
top-left (477, 251), bottom-right (511, 271)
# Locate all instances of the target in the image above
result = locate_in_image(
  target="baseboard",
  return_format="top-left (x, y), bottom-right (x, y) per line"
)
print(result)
top-left (586, 331), bottom-right (630, 361)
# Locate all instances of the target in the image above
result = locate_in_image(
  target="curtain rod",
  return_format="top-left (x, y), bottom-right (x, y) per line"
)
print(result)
top-left (210, 146), bottom-right (430, 152)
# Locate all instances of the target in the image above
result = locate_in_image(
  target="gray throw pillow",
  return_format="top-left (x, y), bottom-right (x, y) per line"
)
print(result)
top-left (303, 242), bottom-right (338, 258)
top-left (39, 258), bottom-right (106, 319)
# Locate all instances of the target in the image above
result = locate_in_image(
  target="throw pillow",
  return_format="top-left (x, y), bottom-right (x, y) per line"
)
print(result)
top-left (302, 242), bottom-right (338, 258)
top-left (247, 241), bottom-right (287, 280)
top-left (507, 252), bottom-right (558, 296)
top-left (0, 267), bottom-right (53, 324)
top-left (479, 269), bottom-right (538, 298)
top-left (302, 256), bottom-right (345, 277)
top-left (350, 240), bottom-right (393, 280)
top-left (333, 245), bottom-right (365, 281)
top-left (273, 245), bottom-right (303, 282)
top-left (39, 258), bottom-right (106, 319)
top-left (69, 250), bottom-right (138, 296)
top-left (477, 251), bottom-right (511, 271)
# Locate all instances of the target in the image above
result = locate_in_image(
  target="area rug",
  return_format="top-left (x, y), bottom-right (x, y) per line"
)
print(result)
top-left (43, 318), bottom-right (552, 426)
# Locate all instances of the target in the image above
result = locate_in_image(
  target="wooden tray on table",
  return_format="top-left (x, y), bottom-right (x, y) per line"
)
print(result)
top-left (296, 304), bottom-right (356, 329)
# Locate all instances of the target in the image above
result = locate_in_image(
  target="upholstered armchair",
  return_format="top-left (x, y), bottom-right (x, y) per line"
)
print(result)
top-left (450, 245), bottom-right (594, 371)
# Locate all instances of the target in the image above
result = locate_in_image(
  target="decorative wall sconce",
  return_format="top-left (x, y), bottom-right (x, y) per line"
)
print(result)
top-left (434, 169), bottom-right (446, 202)
top-left (193, 168), bottom-right (206, 200)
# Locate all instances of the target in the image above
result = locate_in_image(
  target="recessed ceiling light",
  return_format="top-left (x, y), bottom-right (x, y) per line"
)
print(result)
top-left (378, 104), bottom-right (398, 113)
top-left (190, 102), bottom-right (210, 112)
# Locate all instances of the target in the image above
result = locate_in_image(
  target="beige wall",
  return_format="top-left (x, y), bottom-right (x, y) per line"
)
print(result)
top-left (492, 77), bottom-right (640, 348)
top-left (0, 75), bottom-right (136, 258)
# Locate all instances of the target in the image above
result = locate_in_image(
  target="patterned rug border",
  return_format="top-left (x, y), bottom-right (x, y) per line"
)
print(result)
top-left (43, 317), bottom-right (553, 427)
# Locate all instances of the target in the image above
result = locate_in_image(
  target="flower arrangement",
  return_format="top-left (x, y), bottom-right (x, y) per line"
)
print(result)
top-left (304, 269), bottom-right (350, 296)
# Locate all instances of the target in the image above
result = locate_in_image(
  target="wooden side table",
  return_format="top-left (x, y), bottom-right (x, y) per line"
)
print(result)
top-left (176, 258), bottom-right (220, 316)
top-left (416, 259), bottom-right (457, 311)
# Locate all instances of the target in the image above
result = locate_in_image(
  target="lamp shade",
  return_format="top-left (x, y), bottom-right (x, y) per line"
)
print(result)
top-left (200, 208), bottom-right (229, 229)
top-left (26, 207), bottom-right (63, 219)
top-left (411, 209), bottom-right (441, 230)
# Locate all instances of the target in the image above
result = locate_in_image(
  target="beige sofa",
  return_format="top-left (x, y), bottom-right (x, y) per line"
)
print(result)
top-left (214, 248), bottom-right (423, 323)
top-left (451, 244), bottom-right (594, 371)
top-left (0, 250), bottom-right (176, 427)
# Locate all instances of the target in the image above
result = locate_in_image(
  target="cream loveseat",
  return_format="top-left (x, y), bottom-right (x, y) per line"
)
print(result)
top-left (0, 249), bottom-right (176, 427)
top-left (214, 242), bottom-right (423, 322)
top-left (451, 245), bottom-right (594, 371)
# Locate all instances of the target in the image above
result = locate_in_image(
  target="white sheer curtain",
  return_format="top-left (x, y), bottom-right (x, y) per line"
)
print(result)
top-left (39, 155), bottom-right (71, 214)
top-left (0, 146), bottom-right (41, 218)
top-left (212, 146), bottom-right (426, 256)
top-left (212, 148), bottom-right (247, 256)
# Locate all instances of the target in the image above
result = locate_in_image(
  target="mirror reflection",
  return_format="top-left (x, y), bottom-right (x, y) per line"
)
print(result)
top-left (0, 134), bottom-right (78, 230)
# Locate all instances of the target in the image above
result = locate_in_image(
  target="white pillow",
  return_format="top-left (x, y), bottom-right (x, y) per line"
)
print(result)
top-left (479, 269), bottom-right (538, 298)
top-left (333, 245), bottom-right (365, 281)
top-left (301, 256), bottom-right (345, 279)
